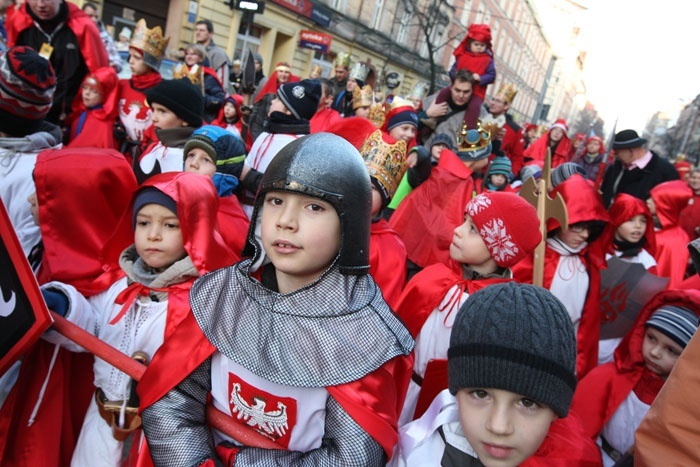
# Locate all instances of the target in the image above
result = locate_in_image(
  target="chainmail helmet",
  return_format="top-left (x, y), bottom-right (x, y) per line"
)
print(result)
top-left (243, 132), bottom-right (372, 275)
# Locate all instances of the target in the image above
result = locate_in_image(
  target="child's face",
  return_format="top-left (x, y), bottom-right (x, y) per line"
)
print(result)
top-left (431, 143), bottom-right (447, 160)
top-left (469, 40), bottom-right (488, 53)
top-left (81, 83), bottom-right (103, 108)
top-left (268, 96), bottom-right (290, 117)
top-left (646, 197), bottom-right (656, 215)
top-left (642, 327), bottom-right (682, 379)
top-left (184, 48), bottom-right (202, 67)
top-left (549, 127), bottom-right (564, 142)
top-left (184, 147), bottom-right (216, 178)
top-left (134, 203), bottom-right (186, 272)
top-left (450, 214), bottom-right (496, 273)
top-left (223, 102), bottom-right (237, 120)
top-left (260, 191), bottom-right (341, 293)
top-left (556, 223), bottom-right (590, 249)
top-left (150, 102), bottom-right (187, 130)
top-left (128, 49), bottom-right (150, 76)
top-left (615, 214), bottom-right (647, 244)
top-left (370, 186), bottom-right (383, 218)
top-left (456, 387), bottom-right (557, 467)
top-left (389, 123), bottom-right (416, 143)
top-left (490, 174), bottom-right (507, 188)
top-left (354, 106), bottom-right (370, 119)
top-left (586, 140), bottom-right (601, 154)
top-left (28, 191), bottom-right (40, 226)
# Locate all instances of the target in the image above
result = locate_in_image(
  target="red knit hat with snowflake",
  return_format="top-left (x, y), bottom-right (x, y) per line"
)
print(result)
top-left (464, 192), bottom-right (542, 267)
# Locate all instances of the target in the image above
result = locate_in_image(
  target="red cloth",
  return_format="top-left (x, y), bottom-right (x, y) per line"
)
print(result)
top-left (679, 194), bottom-right (700, 240)
top-left (117, 72), bottom-right (162, 148)
top-left (6, 2), bottom-right (108, 73)
top-left (310, 107), bottom-right (343, 134)
top-left (390, 149), bottom-right (475, 269)
top-left (217, 196), bottom-right (250, 261)
top-left (570, 289), bottom-right (700, 440)
top-left (452, 51), bottom-right (493, 100)
top-left (254, 71), bottom-right (300, 103)
top-left (523, 129), bottom-right (573, 167)
top-left (523, 412), bottom-right (603, 466)
top-left (650, 180), bottom-right (693, 287)
top-left (324, 116), bottom-right (378, 149)
top-left (502, 120), bottom-right (525, 176)
top-left (0, 149), bottom-right (138, 466)
top-left (68, 67), bottom-right (120, 149)
top-left (369, 219), bottom-right (407, 310)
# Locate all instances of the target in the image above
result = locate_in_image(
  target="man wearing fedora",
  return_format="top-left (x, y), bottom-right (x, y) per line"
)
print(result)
top-left (601, 129), bottom-right (678, 207)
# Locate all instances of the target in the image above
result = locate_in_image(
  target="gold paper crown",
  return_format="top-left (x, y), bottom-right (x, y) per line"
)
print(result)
top-left (388, 96), bottom-right (414, 112)
top-left (456, 120), bottom-right (492, 153)
top-left (173, 63), bottom-right (204, 90)
top-left (334, 52), bottom-right (351, 69)
top-left (496, 82), bottom-right (517, 104)
top-left (409, 81), bottom-right (429, 99)
top-left (310, 64), bottom-right (323, 78)
top-left (360, 129), bottom-right (408, 200)
top-left (130, 19), bottom-right (169, 65)
top-left (480, 113), bottom-right (506, 136)
top-left (369, 102), bottom-right (386, 128)
top-left (353, 85), bottom-right (373, 109)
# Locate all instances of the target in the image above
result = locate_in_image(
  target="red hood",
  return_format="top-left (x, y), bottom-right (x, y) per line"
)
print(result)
top-left (102, 172), bottom-right (237, 276)
top-left (598, 193), bottom-right (656, 257)
top-left (35, 148), bottom-right (137, 296)
top-left (650, 180), bottom-right (692, 228)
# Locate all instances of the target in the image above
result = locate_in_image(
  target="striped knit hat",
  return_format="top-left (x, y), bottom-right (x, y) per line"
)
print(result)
top-left (646, 305), bottom-right (699, 348)
top-left (0, 46), bottom-right (56, 136)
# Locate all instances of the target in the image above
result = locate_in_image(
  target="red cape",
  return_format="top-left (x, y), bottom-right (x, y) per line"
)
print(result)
top-left (570, 289), bottom-right (700, 440)
top-left (523, 130), bottom-right (573, 167)
top-left (389, 149), bottom-right (474, 268)
top-left (370, 219), bottom-right (407, 310)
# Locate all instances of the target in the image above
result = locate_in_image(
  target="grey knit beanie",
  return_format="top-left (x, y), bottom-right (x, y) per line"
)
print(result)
top-left (448, 282), bottom-right (577, 417)
top-left (550, 162), bottom-right (585, 188)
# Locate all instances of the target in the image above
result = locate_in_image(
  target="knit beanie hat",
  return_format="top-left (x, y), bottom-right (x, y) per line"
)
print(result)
top-left (464, 192), bottom-right (541, 267)
top-left (646, 305), bottom-right (699, 348)
top-left (519, 163), bottom-right (542, 183)
top-left (550, 162), bottom-right (585, 188)
top-left (385, 97), bottom-right (419, 131)
top-left (0, 46), bottom-right (56, 136)
top-left (276, 79), bottom-right (321, 121)
top-left (183, 125), bottom-right (246, 177)
top-left (448, 282), bottom-right (577, 417)
top-left (430, 133), bottom-right (454, 151)
top-left (487, 156), bottom-right (512, 178)
top-left (145, 78), bottom-right (204, 127)
top-left (132, 187), bottom-right (178, 227)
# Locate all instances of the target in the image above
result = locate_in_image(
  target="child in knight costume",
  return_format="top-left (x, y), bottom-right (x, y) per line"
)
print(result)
top-left (141, 132), bottom-right (415, 466)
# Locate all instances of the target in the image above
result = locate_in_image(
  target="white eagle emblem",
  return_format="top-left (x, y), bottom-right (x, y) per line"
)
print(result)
top-left (230, 383), bottom-right (289, 438)
top-left (292, 85), bottom-right (305, 99)
top-left (0, 287), bottom-right (16, 318)
top-left (480, 218), bottom-right (519, 263)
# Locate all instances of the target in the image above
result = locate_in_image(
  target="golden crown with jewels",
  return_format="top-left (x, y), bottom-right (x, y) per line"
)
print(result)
top-left (360, 129), bottom-right (408, 201)
top-left (130, 19), bottom-right (169, 70)
top-left (353, 85), bottom-right (373, 109)
top-left (456, 119), bottom-right (492, 153)
top-left (173, 64), bottom-right (204, 91)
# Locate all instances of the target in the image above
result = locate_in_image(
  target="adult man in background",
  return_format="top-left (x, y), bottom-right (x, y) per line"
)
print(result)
top-left (6, 0), bottom-right (108, 126)
top-left (418, 69), bottom-right (479, 148)
top-left (328, 52), bottom-right (350, 99)
top-left (600, 129), bottom-right (678, 207)
top-left (483, 83), bottom-right (525, 176)
top-left (194, 19), bottom-right (229, 91)
top-left (82, 2), bottom-right (121, 73)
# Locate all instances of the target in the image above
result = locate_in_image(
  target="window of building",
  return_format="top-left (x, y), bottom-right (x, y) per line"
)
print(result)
top-left (370, 0), bottom-right (386, 29)
top-left (234, 18), bottom-right (263, 61)
top-left (312, 51), bottom-right (334, 79)
top-left (396, 7), bottom-right (413, 45)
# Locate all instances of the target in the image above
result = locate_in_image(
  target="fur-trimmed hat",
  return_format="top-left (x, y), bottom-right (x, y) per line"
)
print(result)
top-left (448, 282), bottom-right (577, 417)
top-left (463, 192), bottom-right (541, 267)
top-left (550, 118), bottom-right (568, 133)
top-left (0, 46), bottom-right (56, 136)
top-left (145, 78), bottom-right (204, 127)
top-left (277, 79), bottom-right (321, 121)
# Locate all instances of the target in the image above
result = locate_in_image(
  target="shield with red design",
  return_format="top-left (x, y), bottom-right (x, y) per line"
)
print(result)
top-left (599, 257), bottom-right (669, 339)
top-left (0, 200), bottom-right (52, 375)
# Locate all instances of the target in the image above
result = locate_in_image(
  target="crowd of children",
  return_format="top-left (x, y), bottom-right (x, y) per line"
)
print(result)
top-left (1, 11), bottom-right (700, 466)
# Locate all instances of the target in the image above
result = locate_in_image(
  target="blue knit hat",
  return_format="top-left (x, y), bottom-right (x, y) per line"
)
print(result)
top-left (646, 305), bottom-right (699, 348)
top-left (487, 156), bottom-right (512, 178)
top-left (183, 125), bottom-right (246, 177)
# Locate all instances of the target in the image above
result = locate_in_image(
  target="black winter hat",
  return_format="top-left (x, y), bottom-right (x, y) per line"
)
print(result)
top-left (146, 78), bottom-right (204, 127)
top-left (448, 282), bottom-right (577, 417)
top-left (132, 187), bottom-right (178, 228)
top-left (277, 79), bottom-right (321, 121)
